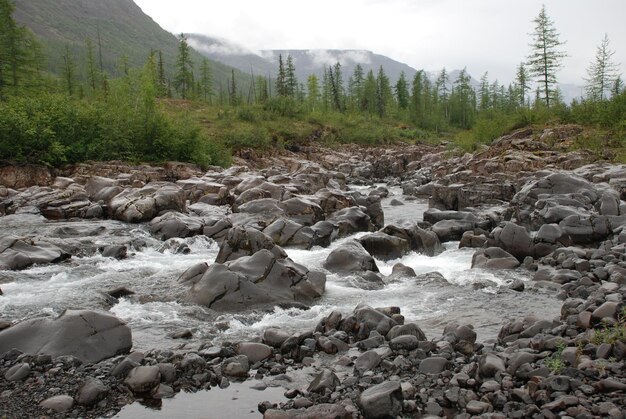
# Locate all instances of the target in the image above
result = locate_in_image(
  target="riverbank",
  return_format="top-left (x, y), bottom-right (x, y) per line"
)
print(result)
top-left (1, 125), bottom-right (625, 418)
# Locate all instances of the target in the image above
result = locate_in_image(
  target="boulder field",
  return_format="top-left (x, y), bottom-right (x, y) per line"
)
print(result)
top-left (0, 125), bottom-right (624, 417)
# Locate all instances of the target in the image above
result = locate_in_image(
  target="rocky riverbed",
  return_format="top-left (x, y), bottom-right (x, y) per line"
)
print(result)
top-left (0, 125), bottom-right (625, 418)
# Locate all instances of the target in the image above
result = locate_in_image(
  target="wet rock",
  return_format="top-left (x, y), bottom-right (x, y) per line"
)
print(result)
top-left (324, 240), bottom-right (379, 273)
top-left (0, 236), bottom-right (69, 270)
top-left (328, 206), bottom-right (375, 237)
top-left (389, 335), bottom-right (419, 351)
top-left (4, 363), bottom-right (30, 381)
top-left (0, 310), bottom-right (132, 363)
top-left (77, 378), bottom-right (108, 406)
top-left (39, 395), bottom-right (74, 413)
top-left (358, 232), bottom-right (411, 261)
top-left (216, 226), bottom-right (287, 263)
top-left (100, 244), bottom-right (128, 260)
top-left (223, 355), bottom-right (250, 378)
top-left (419, 357), bottom-right (448, 374)
top-left (236, 342), bottom-right (273, 363)
top-left (186, 249), bottom-right (326, 310)
top-left (432, 219), bottom-right (476, 242)
top-left (386, 323), bottom-right (426, 341)
top-left (279, 197), bottom-right (324, 226)
top-left (124, 366), bottom-right (161, 393)
top-left (307, 369), bottom-right (340, 393)
top-left (109, 182), bottom-right (186, 223)
top-left (381, 222), bottom-right (444, 256)
top-left (479, 353), bottom-right (506, 377)
top-left (149, 211), bottom-right (205, 240)
top-left (510, 279), bottom-right (525, 292)
top-left (358, 380), bottom-right (403, 419)
top-left (355, 350), bottom-right (382, 374)
top-left (263, 328), bottom-right (291, 348)
top-left (493, 222), bottom-right (535, 261)
top-left (471, 247), bottom-right (520, 270)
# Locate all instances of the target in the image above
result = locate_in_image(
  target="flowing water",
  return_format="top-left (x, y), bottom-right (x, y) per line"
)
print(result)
top-left (0, 186), bottom-right (561, 351)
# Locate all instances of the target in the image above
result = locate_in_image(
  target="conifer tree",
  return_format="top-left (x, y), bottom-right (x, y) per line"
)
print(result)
top-left (174, 33), bottom-right (194, 99)
top-left (307, 74), bottom-right (320, 112)
top-left (527, 5), bottom-right (566, 108)
top-left (61, 45), bottom-right (76, 96)
top-left (348, 64), bottom-right (365, 111)
top-left (515, 63), bottom-right (530, 107)
top-left (229, 69), bottom-right (238, 106)
top-left (362, 69), bottom-right (377, 114)
top-left (585, 34), bottom-right (620, 101)
top-left (200, 57), bottom-right (213, 103)
top-left (86, 38), bottom-right (98, 92)
top-left (285, 54), bottom-right (297, 97)
top-left (276, 54), bottom-right (287, 97)
top-left (376, 66), bottom-right (392, 118)
top-left (410, 70), bottom-right (425, 124)
top-left (157, 50), bottom-right (167, 97)
top-left (395, 71), bottom-right (409, 110)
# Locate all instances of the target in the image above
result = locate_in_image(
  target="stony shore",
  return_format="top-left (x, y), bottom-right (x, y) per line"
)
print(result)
top-left (1, 125), bottom-right (625, 418)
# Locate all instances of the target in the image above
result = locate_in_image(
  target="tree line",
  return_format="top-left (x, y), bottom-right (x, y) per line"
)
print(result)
top-left (0, 0), bottom-right (624, 167)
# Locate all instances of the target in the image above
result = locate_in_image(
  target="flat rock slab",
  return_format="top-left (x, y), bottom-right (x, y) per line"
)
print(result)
top-left (0, 310), bottom-right (132, 363)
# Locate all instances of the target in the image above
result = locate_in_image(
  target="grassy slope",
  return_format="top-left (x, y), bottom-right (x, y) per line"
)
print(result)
top-left (12, 0), bottom-right (251, 90)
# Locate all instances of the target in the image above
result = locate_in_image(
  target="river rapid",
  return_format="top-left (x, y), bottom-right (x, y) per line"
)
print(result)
top-left (0, 185), bottom-right (561, 351)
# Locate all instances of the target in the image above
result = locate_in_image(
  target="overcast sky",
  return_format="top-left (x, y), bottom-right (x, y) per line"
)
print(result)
top-left (134, 0), bottom-right (625, 86)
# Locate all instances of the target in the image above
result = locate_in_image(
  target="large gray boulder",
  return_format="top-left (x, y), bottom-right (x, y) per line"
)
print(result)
top-left (324, 240), bottom-right (379, 273)
top-left (185, 249), bottom-right (326, 310)
top-left (358, 380), bottom-right (403, 419)
top-left (215, 225), bottom-right (287, 263)
top-left (328, 206), bottom-right (375, 238)
top-left (278, 197), bottom-right (324, 226)
top-left (471, 247), bottom-right (521, 270)
top-left (380, 222), bottom-right (443, 256)
top-left (0, 236), bottom-right (69, 270)
top-left (0, 310), bottom-right (132, 363)
top-left (493, 222), bottom-right (534, 261)
top-left (358, 232), bottom-right (411, 261)
top-left (149, 211), bottom-right (205, 240)
top-left (431, 219), bottom-right (476, 242)
top-left (108, 182), bottom-right (186, 223)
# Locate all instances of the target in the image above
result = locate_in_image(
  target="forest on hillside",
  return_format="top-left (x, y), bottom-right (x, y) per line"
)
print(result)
top-left (0, 0), bottom-right (625, 168)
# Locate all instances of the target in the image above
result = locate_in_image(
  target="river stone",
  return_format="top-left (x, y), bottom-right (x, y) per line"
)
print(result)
top-left (389, 335), bottom-right (419, 351)
top-left (265, 403), bottom-right (351, 419)
top-left (39, 395), bottom-right (74, 413)
top-left (328, 206), bottom-right (374, 237)
top-left (186, 249), bottom-right (326, 310)
top-left (223, 355), bottom-right (250, 378)
top-left (358, 380), bottom-right (403, 419)
top-left (0, 310), bottom-right (132, 363)
top-left (357, 232), bottom-right (411, 261)
top-left (149, 211), bottom-right (205, 240)
top-left (263, 328), bottom-right (291, 348)
top-left (109, 182), bottom-right (186, 223)
top-left (471, 247), bottom-right (520, 270)
top-left (355, 350), bottom-right (382, 374)
top-left (0, 236), bottom-right (69, 270)
top-left (4, 363), bottom-right (30, 381)
top-left (591, 301), bottom-right (619, 322)
top-left (124, 366), bottom-right (161, 393)
top-left (236, 342), bottom-right (272, 363)
top-left (380, 222), bottom-right (444, 256)
top-left (493, 222), bottom-right (534, 261)
top-left (466, 400), bottom-right (491, 414)
top-left (307, 369), bottom-right (340, 393)
top-left (215, 225), bottom-right (287, 263)
top-left (386, 323), bottom-right (427, 341)
top-left (77, 378), bottom-right (108, 406)
top-left (101, 245), bottom-right (127, 260)
top-left (480, 353), bottom-right (506, 377)
top-left (419, 357), bottom-right (448, 374)
top-left (323, 240), bottom-right (379, 273)
top-left (431, 219), bottom-right (475, 242)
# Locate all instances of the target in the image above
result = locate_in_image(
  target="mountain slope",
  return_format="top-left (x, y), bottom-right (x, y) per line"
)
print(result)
top-left (12, 0), bottom-right (249, 91)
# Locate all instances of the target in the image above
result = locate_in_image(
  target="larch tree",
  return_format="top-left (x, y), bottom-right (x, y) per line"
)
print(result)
top-left (285, 54), bottom-right (297, 97)
top-left (584, 34), bottom-right (620, 101)
top-left (86, 38), bottom-right (98, 92)
top-left (174, 33), bottom-right (194, 99)
top-left (275, 54), bottom-right (287, 97)
top-left (200, 57), bottom-right (213, 103)
top-left (306, 74), bottom-right (320, 112)
top-left (395, 71), bottom-right (409, 110)
top-left (527, 5), bottom-right (566, 108)
top-left (61, 45), bottom-right (76, 96)
top-left (515, 63), bottom-right (530, 107)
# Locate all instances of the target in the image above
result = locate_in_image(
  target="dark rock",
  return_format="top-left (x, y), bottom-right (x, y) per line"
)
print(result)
top-left (471, 247), bottom-right (520, 269)
top-left (124, 366), bottom-right (161, 393)
top-left (324, 240), bottom-right (379, 273)
top-left (358, 232), bottom-right (410, 261)
top-left (355, 350), bottom-right (382, 374)
top-left (4, 363), bottom-right (30, 381)
top-left (216, 226), bottom-right (287, 263)
top-left (76, 378), bottom-right (108, 406)
top-left (100, 245), bottom-right (128, 259)
top-left (0, 236), bottom-right (69, 270)
top-left (149, 211), bottom-right (205, 240)
top-left (493, 222), bottom-right (534, 261)
top-left (358, 380), bottom-right (403, 419)
top-left (0, 310), bottom-right (132, 363)
top-left (419, 357), bottom-right (448, 374)
top-left (236, 342), bottom-right (272, 363)
top-left (307, 369), bottom-right (340, 393)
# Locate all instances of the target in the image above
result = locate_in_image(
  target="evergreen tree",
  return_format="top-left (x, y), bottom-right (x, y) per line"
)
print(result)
top-left (200, 57), bottom-right (213, 103)
top-left (515, 63), bottom-right (530, 107)
top-left (362, 69), bottom-right (377, 115)
top-left (375, 66), bottom-right (392, 118)
top-left (328, 62), bottom-right (344, 112)
top-left (174, 33), bottom-right (194, 99)
top-left (85, 38), bottom-right (98, 92)
top-left (307, 74), bottom-right (320, 112)
top-left (410, 70), bottom-right (425, 124)
top-left (285, 54), bottom-right (297, 97)
top-left (157, 50), bottom-right (167, 97)
top-left (478, 72), bottom-right (490, 110)
top-left (395, 71), bottom-right (409, 110)
top-left (61, 45), bottom-right (76, 96)
top-left (321, 67), bottom-right (331, 112)
top-left (449, 68), bottom-right (475, 129)
top-left (276, 54), bottom-right (287, 97)
top-left (613, 76), bottom-right (624, 97)
top-left (348, 64), bottom-right (365, 111)
top-left (527, 5), bottom-right (566, 108)
top-left (585, 34), bottom-right (620, 101)
top-left (229, 69), bottom-right (238, 106)
top-left (256, 75), bottom-right (269, 103)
